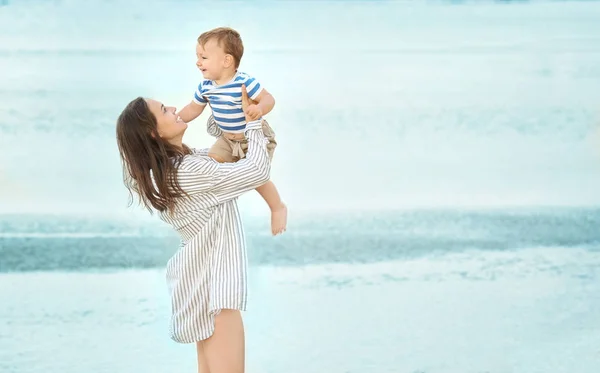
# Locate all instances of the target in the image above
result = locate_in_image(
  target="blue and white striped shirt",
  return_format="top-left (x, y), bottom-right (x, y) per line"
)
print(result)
top-left (193, 71), bottom-right (263, 134)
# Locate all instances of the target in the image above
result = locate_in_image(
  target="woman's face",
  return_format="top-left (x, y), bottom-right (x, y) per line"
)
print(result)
top-left (145, 99), bottom-right (188, 143)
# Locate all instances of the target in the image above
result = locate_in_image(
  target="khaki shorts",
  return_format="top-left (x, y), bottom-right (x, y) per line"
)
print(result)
top-left (208, 119), bottom-right (277, 163)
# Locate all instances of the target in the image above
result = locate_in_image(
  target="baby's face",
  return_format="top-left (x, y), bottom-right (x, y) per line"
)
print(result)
top-left (195, 39), bottom-right (226, 81)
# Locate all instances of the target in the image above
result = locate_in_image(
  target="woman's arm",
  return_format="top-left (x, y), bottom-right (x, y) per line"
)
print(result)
top-left (191, 148), bottom-right (210, 156)
top-left (178, 120), bottom-right (270, 203)
top-left (206, 115), bottom-right (223, 138)
top-left (176, 85), bottom-right (271, 203)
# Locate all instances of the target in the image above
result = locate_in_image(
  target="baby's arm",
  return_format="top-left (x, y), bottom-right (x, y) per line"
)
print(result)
top-left (178, 101), bottom-right (206, 123)
top-left (243, 75), bottom-right (275, 121)
top-left (254, 89), bottom-right (275, 116)
top-left (244, 89), bottom-right (275, 121)
top-left (178, 82), bottom-right (208, 123)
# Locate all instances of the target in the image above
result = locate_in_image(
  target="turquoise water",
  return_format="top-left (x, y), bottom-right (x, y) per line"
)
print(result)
top-left (1, 208), bottom-right (600, 271)
top-left (2, 0), bottom-right (600, 372)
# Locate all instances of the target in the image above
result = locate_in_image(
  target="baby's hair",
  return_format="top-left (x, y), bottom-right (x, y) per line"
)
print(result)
top-left (198, 27), bottom-right (244, 69)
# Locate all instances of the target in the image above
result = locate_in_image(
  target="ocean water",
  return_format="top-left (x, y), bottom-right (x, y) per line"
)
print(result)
top-left (2, 0), bottom-right (600, 372)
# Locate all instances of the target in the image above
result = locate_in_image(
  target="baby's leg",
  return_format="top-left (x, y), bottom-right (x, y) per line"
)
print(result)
top-left (254, 120), bottom-right (286, 235)
top-left (214, 127), bottom-right (286, 235)
top-left (208, 137), bottom-right (235, 163)
top-left (256, 181), bottom-right (287, 236)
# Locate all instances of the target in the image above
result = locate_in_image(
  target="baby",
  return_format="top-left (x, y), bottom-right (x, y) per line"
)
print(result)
top-left (178, 27), bottom-right (287, 235)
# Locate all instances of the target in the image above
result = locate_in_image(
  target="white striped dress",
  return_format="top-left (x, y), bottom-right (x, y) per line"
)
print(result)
top-left (157, 119), bottom-right (270, 343)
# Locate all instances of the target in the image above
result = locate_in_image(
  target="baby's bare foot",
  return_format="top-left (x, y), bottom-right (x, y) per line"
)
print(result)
top-left (271, 203), bottom-right (287, 236)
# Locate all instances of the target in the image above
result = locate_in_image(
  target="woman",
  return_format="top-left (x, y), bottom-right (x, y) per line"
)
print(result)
top-left (116, 85), bottom-right (270, 373)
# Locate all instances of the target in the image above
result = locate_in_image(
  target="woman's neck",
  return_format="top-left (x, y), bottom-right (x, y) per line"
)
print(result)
top-left (167, 136), bottom-right (183, 149)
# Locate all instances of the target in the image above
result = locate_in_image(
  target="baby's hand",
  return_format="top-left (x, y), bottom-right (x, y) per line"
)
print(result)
top-left (245, 104), bottom-right (263, 121)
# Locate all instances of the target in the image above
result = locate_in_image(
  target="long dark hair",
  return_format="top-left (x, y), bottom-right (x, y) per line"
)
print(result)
top-left (116, 97), bottom-right (190, 213)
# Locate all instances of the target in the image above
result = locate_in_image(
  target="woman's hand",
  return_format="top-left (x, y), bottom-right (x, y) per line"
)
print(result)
top-left (241, 84), bottom-right (260, 123)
